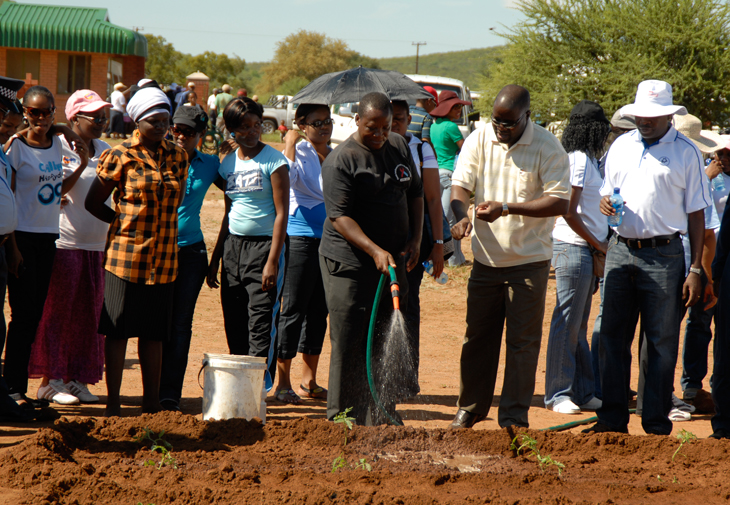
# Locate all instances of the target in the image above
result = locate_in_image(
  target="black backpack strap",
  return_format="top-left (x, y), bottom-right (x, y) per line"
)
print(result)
top-left (416, 141), bottom-right (424, 170)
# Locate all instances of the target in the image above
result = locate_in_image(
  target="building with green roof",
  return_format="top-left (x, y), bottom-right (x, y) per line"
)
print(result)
top-left (0, 1), bottom-right (147, 120)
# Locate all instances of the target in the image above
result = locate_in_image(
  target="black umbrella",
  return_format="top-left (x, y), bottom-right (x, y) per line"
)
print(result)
top-left (291, 66), bottom-right (434, 105)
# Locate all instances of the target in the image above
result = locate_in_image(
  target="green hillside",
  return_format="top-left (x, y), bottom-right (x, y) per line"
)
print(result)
top-left (378, 46), bottom-right (505, 89)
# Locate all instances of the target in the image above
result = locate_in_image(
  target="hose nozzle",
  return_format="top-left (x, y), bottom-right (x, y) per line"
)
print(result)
top-left (387, 265), bottom-right (400, 311)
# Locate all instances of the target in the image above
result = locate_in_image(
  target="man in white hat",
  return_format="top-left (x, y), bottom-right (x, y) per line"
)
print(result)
top-left (583, 80), bottom-right (711, 435)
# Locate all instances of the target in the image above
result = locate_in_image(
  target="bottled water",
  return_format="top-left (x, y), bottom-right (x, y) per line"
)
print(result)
top-left (607, 187), bottom-right (623, 227)
top-left (713, 174), bottom-right (726, 191)
top-left (423, 260), bottom-right (448, 284)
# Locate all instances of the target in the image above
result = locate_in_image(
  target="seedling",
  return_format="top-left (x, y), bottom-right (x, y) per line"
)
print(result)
top-left (510, 433), bottom-right (565, 476)
top-left (672, 429), bottom-right (697, 462)
top-left (134, 428), bottom-right (178, 470)
top-left (330, 408), bottom-right (372, 473)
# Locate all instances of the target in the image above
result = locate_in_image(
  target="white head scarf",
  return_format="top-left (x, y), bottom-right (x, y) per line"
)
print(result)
top-left (127, 87), bottom-right (170, 123)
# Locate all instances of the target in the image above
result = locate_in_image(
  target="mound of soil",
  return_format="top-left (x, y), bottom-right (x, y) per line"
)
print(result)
top-left (2, 412), bottom-right (730, 505)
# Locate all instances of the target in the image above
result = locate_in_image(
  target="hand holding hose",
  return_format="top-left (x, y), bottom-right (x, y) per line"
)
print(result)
top-left (372, 247), bottom-right (396, 275)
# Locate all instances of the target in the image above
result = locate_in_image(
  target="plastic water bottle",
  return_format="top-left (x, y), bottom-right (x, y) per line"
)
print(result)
top-left (713, 174), bottom-right (726, 191)
top-left (607, 187), bottom-right (623, 227)
top-left (423, 260), bottom-right (448, 284)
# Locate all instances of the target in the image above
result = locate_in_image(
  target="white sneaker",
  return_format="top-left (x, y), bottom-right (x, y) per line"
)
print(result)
top-left (552, 400), bottom-right (581, 414)
top-left (65, 380), bottom-right (99, 403)
top-left (669, 407), bottom-right (691, 422)
top-left (672, 393), bottom-right (695, 413)
top-left (37, 379), bottom-right (80, 405)
top-left (580, 397), bottom-right (603, 410)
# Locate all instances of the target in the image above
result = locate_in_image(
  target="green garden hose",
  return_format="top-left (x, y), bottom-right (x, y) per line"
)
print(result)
top-left (365, 266), bottom-right (403, 426)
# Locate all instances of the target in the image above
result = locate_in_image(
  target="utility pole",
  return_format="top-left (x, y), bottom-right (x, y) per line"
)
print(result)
top-left (412, 42), bottom-right (426, 74)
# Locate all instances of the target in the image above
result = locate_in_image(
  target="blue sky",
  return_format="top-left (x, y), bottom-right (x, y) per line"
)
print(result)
top-left (17, 0), bottom-right (524, 62)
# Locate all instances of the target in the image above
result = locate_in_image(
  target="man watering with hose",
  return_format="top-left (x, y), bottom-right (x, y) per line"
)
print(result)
top-left (320, 92), bottom-right (423, 426)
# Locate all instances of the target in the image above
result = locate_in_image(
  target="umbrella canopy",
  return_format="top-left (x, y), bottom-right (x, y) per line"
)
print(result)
top-left (291, 66), bottom-right (434, 105)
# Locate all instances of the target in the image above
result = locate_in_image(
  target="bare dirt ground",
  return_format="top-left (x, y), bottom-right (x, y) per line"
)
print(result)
top-left (0, 141), bottom-right (723, 504)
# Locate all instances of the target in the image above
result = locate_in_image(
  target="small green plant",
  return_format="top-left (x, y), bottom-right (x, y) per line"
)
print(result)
top-left (134, 428), bottom-right (178, 470)
top-left (672, 429), bottom-right (697, 462)
top-left (330, 408), bottom-right (372, 473)
top-left (510, 433), bottom-right (565, 476)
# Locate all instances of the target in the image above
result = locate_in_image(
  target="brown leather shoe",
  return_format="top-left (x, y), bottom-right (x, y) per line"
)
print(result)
top-left (450, 409), bottom-right (486, 429)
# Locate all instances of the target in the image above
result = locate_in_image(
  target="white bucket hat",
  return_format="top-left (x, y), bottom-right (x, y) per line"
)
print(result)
top-left (673, 114), bottom-right (724, 153)
top-left (620, 80), bottom-right (687, 118)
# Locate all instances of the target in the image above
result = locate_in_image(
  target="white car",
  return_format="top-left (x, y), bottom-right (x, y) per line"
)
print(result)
top-left (327, 75), bottom-right (481, 147)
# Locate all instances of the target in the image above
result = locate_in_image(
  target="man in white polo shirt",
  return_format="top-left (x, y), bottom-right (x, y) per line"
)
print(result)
top-left (449, 84), bottom-right (571, 429)
top-left (583, 80), bottom-right (709, 436)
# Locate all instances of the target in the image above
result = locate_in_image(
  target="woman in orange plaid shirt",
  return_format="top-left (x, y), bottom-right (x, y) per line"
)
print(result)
top-left (85, 86), bottom-right (188, 417)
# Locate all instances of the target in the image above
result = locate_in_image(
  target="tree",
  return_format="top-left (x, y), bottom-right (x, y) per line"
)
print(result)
top-left (144, 34), bottom-right (249, 91)
top-left (480, 0), bottom-right (730, 126)
top-left (261, 30), bottom-right (380, 94)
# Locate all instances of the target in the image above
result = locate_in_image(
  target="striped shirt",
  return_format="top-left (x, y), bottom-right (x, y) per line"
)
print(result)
top-left (408, 105), bottom-right (433, 141)
top-left (452, 120), bottom-right (570, 267)
top-left (96, 131), bottom-right (189, 284)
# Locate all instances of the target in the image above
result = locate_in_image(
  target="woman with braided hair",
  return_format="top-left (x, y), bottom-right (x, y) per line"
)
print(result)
top-left (544, 100), bottom-right (611, 415)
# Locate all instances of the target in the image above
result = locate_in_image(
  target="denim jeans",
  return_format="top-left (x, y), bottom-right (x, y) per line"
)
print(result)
top-left (597, 234), bottom-right (684, 435)
top-left (403, 260), bottom-right (425, 396)
top-left (712, 263), bottom-right (730, 432)
top-left (544, 240), bottom-right (596, 408)
top-left (680, 270), bottom-right (714, 391)
top-left (439, 169), bottom-right (465, 266)
top-left (277, 236), bottom-right (328, 360)
top-left (160, 241), bottom-right (208, 405)
top-left (590, 277), bottom-right (604, 399)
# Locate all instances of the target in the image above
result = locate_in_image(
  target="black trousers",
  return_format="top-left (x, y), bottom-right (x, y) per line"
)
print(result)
top-left (4, 231), bottom-right (57, 395)
top-left (220, 234), bottom-right (285, 390)
top-left (320, 255), bottom-right (408, 426)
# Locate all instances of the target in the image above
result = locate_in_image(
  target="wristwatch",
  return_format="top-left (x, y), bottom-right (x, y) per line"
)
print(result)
top-left (688, 267), bottom-right (702, 276)
top-left (434, 239), bottom-right (444, 245)
top-left (502, 202), bottom-right (509, 217)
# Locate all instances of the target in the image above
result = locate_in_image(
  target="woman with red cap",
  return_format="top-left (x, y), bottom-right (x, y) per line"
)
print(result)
top-left (29, 90), bottom-right (113, 405)
top-left (429, 90), bottom-right (472, 267)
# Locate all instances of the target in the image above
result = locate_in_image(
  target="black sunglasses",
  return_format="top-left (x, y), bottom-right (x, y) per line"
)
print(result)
top-left (24, 106), bottom-right (56, 119)
top-left (491, 113), bottom-right (526, 130)
top-left (76, 114), bottom-right (108, 124)
top-left (301, 118), bottom-right (334, 128)
top-left (171, 126), bottom-right (198, 137)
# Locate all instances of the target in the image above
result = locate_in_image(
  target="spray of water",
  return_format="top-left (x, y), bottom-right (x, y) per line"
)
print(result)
top-left (371, 309), bottom-right (418, 422)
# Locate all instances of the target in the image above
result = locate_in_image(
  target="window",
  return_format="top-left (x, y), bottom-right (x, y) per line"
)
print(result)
top-left (109, 58), bottom-right (123, 98)
top-left (57, 54), bottom-right (91, 95)
top-left (6, 50), bottom-right (40, 82)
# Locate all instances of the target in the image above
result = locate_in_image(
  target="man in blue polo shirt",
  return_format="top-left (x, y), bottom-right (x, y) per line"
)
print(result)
top-left (583, 80), bottom-right (710, 435)
top-left (160, 106), bottom-right (227, 412)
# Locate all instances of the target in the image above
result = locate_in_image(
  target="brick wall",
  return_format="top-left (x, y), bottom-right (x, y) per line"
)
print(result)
top-left (0, 48), bottom-right (6, 76)
top-left (123, 55), bottom-right (145, 89)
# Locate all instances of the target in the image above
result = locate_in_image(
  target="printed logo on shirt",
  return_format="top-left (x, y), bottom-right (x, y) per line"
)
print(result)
top-left (62, 155), bottom-right (78, 165)
top-left (38, 182), bottom-right (62, 205)
top-left (659, 157), bottom-right (670, 166)
top-left (226, 168), bottom-right (263, 195)
top-left (39, 161), bottom-right (62, 173)
top-left (394, 164), bottom-right (411, 183)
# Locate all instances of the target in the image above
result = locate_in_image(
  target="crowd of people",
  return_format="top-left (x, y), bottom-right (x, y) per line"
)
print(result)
top-left (1, 71), bottom-right (729, 438)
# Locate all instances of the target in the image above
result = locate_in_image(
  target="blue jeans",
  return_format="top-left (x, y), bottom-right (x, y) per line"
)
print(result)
top-left (160, 241), bottom-right (208, 405)
top-left (439, 169), bottom-right (465, 266)
top-left (597, 234), bottom-right (684, 435)
top-left (680, 270), bottom-right (714, 391)
top-left (544, 241), bottom-right (596, 408)
top-left (590, 277), bottom-right (604, 399)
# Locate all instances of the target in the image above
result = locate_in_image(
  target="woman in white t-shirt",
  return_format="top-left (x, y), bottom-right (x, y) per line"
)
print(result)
top-left (544, 100), bottom-right (610, 415)
top-left (108, 82), bottom-right (127, 140)
top-left (29, 90), bottom-right (113, 405)
top-left (3, 85), bottom-right (88, 405)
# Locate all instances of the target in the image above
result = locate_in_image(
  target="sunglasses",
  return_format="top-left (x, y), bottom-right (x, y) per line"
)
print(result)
top-left (171, 126), bottom-right (198, 137)
top-left (76, 114), bottom-right (108, 124)
top-left (24, 107), bottom-right (56, 119)
top-left (301, 118), bottom-right (334, 129)
top-left (491, 113), bottom-right (526, 131)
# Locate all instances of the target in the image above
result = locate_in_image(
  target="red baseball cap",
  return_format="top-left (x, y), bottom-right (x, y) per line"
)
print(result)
top-left (423, 86), bottom-right (438, 105)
